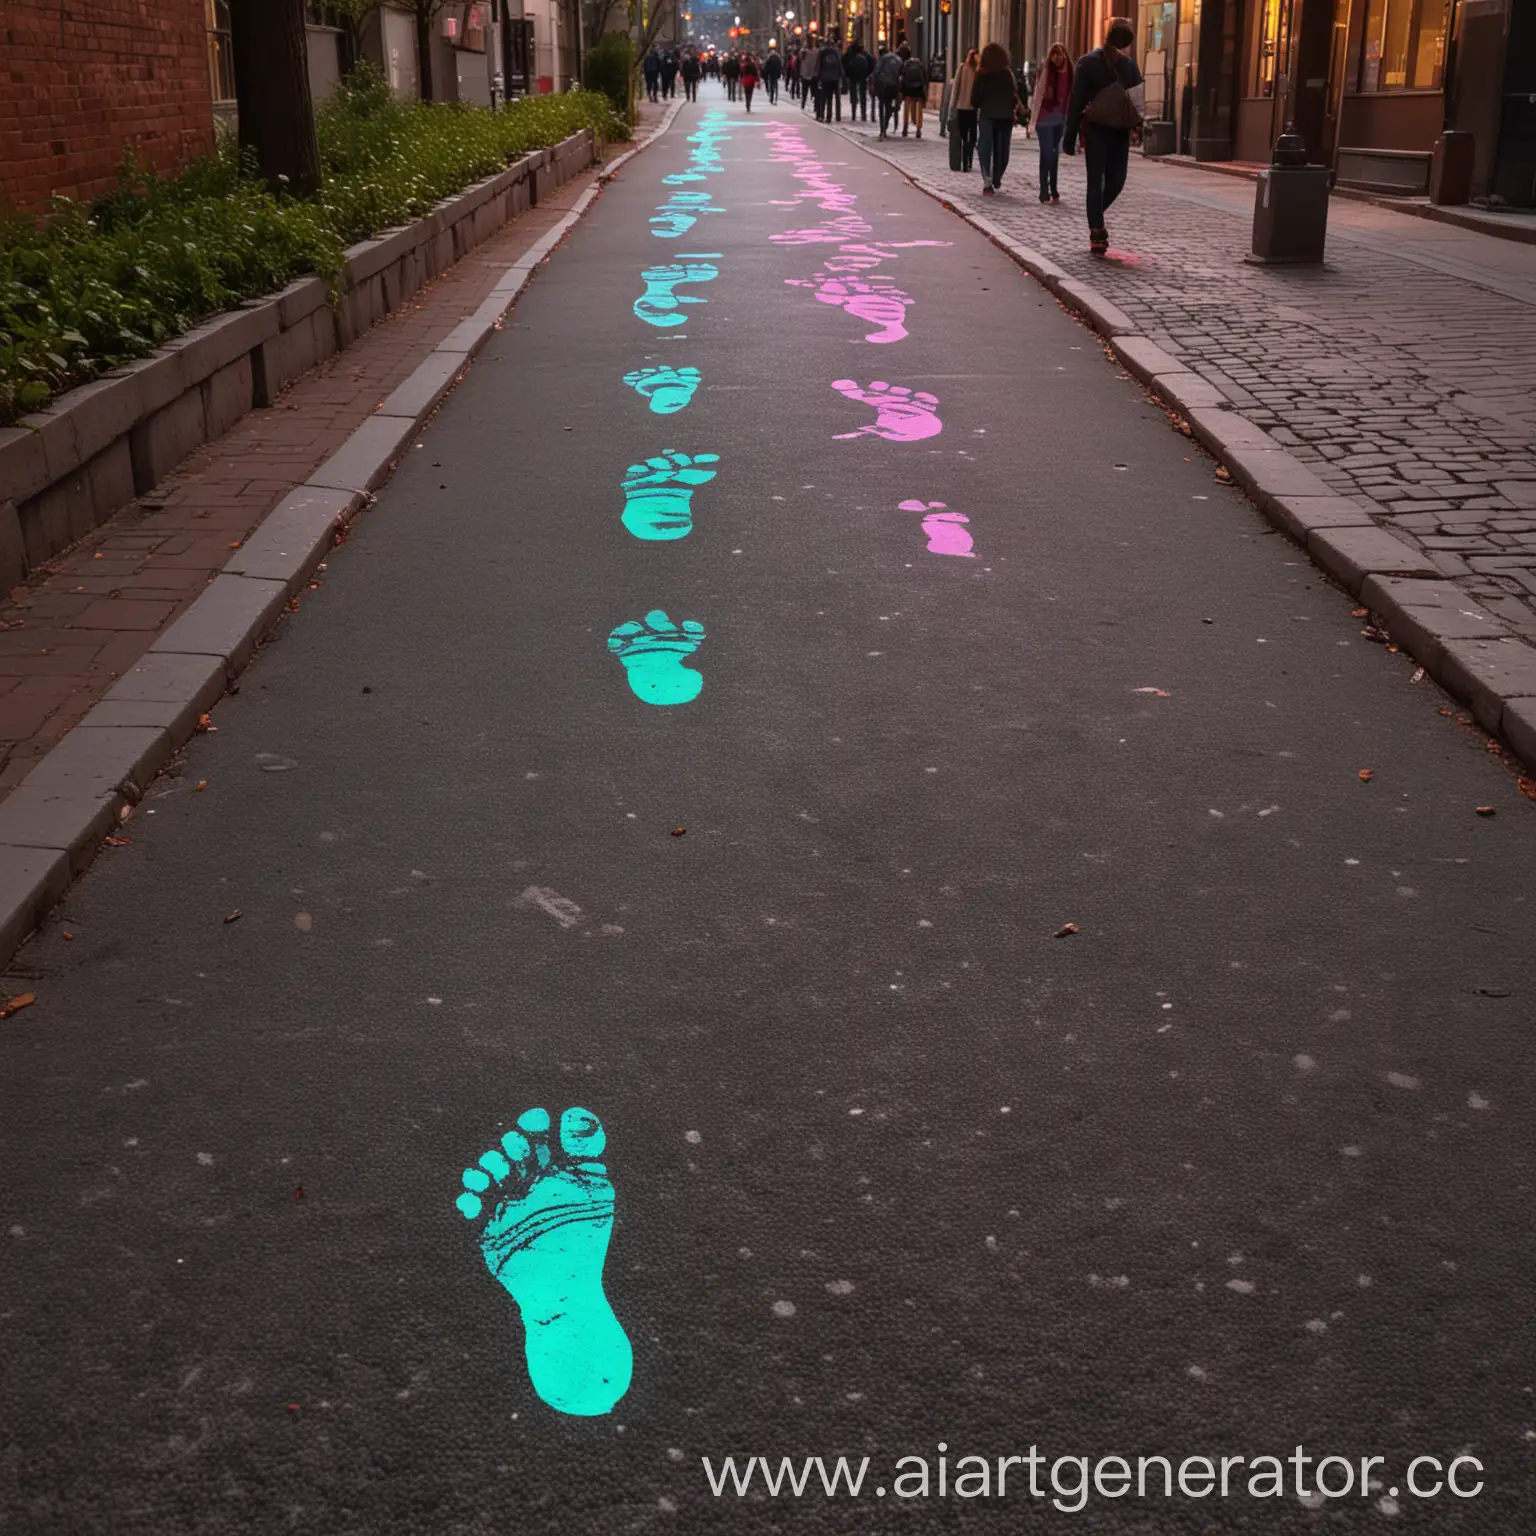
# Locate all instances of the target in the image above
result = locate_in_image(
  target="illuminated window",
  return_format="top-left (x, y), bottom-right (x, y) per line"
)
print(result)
top-left (1359, 0), bottom-right (1448, 91)
top-left (207, 0), bottom-right (235, 103)
top-left (1254, 0), bottom-right (1285, 97)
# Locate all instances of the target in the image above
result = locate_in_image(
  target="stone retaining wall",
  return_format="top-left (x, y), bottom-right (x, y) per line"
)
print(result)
top-left (0, 127), bottom-right (596, 589)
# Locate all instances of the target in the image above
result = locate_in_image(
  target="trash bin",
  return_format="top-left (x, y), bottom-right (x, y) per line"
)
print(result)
top-left (1248, 132), bottom-right (1330, 265)
top-left (1141, 119), bottom-right (1175, 156)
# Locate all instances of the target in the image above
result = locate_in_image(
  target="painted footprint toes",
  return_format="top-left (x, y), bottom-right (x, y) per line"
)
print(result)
top-left (608, 611), bottom-right (706, 706)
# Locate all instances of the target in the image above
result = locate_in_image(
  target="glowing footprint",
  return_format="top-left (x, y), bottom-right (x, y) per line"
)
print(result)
top-left (634, 261), bottom-right (720, 328)
top-left (787, 274), bottom-right (912, 344)
top-left (455, 1106), bottom-right (632, 1417)
top-left (650, 192), bottom-right (722, 239)
top-left (608, 610), bottom-right (706, 705)
top-left (623, 365), bottom-right (702, 416)
top-left (621, 449), bottom-right (719, 540)
top-left (832, 380), bottom-right (943, 443)
top-left (900, 498), bottom-right (975, 558)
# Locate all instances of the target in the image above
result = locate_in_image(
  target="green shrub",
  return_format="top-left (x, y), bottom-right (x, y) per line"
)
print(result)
top-left (583, 35), bottom-right (635, 125)
top-left (0, 82), bottom-right (627, 425)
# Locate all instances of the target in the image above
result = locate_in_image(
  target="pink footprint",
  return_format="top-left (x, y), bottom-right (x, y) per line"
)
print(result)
top-left (832, 381), bottom-right (943, 443)
top-left (788, 275), bottom-right (912, 344)
top-left (900, 499), bottom-right (975, 558)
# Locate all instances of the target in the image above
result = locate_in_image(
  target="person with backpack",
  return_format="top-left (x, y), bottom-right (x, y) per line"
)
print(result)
top-left (643, 47), bottom-right (662, 103)
top-left (1063, 17), bottom-right (1143, 252)
top-left (949, 47), bottom-right (979, 172)
top-left (799, 41), bottom-right (818, 109)
top-left (680, 49), bottom-right (701, 102)
top-left (844, 40), bottom-right (873, 122)
top-left (1031, 44), bottom-right (1071, 200)
top-left (898, 45), bottom-right (927, 137)
top-left (661, 50), bottom-right (679, 99)
top-left (873, 45), bottom-right (902, 139)
top-left (763, 47), bottom-right (783, 104)
top-left (971, 42), bottom-right (1020, 194)
top-left (816, 38), bottom-right (846, 122)
top-left (722, 51), bottom-right (741, 101)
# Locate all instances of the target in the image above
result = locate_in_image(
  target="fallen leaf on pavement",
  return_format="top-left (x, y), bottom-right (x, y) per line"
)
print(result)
top-left (1214, 467), bottom-right (1232, 483)
top-left (1519, 778), bottom-right (1536, 801)
top-left (105, 835), bottom-right (131, 847)
top-left (1, 993), bottom-right (36, 1018)
top-left (671, 827), bottom-right (686, 836)
top-left (1358, 769), bottom-right (1374, 782)
top-left (295, 912), bottom-right (313, 932)
top-left (1411, 667), bottom-right (1425, 683)
top-left (195, 713), bottom-right (216, 733)
top-left (224, 909), bottom-right (243, 923)
top-left (1054, 922), bottom-right (1079, 938)
top-left (1132, 687), bottom-right (1171, 697)
top-left (1475, 806), bottom-right (1496, 817)
top-left (1352, 608), bottom-right (1368, 618)
top-left (195, 780), bottom-right (208, 792)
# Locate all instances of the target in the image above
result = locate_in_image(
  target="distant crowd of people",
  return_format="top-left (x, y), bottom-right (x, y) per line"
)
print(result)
top-left (647, 15), bottom-right (1144, 252)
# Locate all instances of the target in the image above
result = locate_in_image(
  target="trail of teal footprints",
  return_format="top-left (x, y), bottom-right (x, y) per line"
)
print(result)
top-left (609, 111), bottom-right (733, 703)
top-left (444, 110), bottom-right (736, 1423)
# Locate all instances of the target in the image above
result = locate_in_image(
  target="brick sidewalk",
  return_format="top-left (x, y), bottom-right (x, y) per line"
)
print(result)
top-left (0, 112), bottom-right (660, 799)
top-left (835, 118), bottom-right (1536, 642)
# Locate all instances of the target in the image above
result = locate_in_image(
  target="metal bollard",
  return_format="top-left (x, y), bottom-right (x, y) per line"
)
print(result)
top-left (1247, 127), bottom-right (1330, 265)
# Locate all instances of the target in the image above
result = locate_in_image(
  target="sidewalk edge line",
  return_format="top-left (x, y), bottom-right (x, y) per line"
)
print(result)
top-left (833, 124), bottom-right (1536, 776)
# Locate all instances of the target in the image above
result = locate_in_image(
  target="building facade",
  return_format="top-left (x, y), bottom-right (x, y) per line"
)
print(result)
top-left (1, 0), bottom-right (216, 213)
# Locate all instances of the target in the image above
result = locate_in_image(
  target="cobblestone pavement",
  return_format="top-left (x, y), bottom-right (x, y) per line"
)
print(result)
top-left (0, 120), bottom-right (659, 798)
top-left (838, 117), bottom-right (1536, 641)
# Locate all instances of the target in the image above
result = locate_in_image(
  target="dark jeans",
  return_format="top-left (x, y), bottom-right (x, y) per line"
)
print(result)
top-left (646, 77), bottom-right (659, 101)
top-left (743, 82), bottom-right (756, 109)
top-left (1036, 119), bottom-right (1063, 193)
top-left (1083, 123), bottom-right (1131, 230)
top-left (849, 78), bottom-right (868, 118)
top-left (684, 78), bottom-right (698, 101)
top-left (876, 89), bottom-right (898, 136)
top-left (816, 82), bottom-right (842, 121)
top-left (977, 117), bottom-right (1013, 186)
top-left (726, 78), bottom-right (737, 100)
top-left (765, 75), bottom-right (778, 102)
top-left (800, 77), bottom-right (814, 108)
top-left (953, 107), bottom-right (977, 170)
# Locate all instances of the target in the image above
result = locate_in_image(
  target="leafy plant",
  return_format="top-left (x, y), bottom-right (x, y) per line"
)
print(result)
top-left (0, 86), bottom-right (626, 426)
top-left (583, 34), bottom-right (635, 124)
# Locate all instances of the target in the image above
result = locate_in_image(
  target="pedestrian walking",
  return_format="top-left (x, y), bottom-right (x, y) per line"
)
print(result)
top-left (643, 47), bottom-right (662, 103)
top-left (799, 41), bottom-right (818, 109)
top-left (949, 48), bottom-right (979, 172)
top-left (873, 45), bottom-right (902, 139)
top-left (741, 53), bottom-right (761, 111)
top-left (723, 51), bottom-right (741, 101)
top-left (1063, 18), bottom-right (1143, 252)
top-left (816, 37), bottom-right (846, 122)
top-left (898, 45), bottom-right (927, 137)
top-left (681, 49), bottom-right (701, 102)
top-left (1032, 43), bottom-right (1071, 201)
top-left (845, 40), bottom-right (873, 121)
top-left (661, 50), bottom-right (679, 99)
top-left (763, 47), bottom-right (783, 103)
top-left (971, 42), bottom-right (1020, 194)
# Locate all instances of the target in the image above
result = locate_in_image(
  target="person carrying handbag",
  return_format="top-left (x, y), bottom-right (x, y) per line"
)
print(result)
top-left (1062, 17), bottom-right (1144, 252)
top-left (949, 49), bottom-right (979, 173)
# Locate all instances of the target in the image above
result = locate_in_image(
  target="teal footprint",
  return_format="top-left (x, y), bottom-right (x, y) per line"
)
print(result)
top-left (621, 449), bottom-right (719, 540)
top-left (623, 365), bottom-right (702, 416)
top-left (634, 261), bottom-right (720, 328)
top-left (456, 1106), bottom-right (632, 1417)
top-left (608, 610), bottom-right (705, 705)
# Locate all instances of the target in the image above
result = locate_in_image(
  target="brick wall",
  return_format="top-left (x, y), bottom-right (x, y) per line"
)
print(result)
top-left (0, 1), bottom-right (216, 214)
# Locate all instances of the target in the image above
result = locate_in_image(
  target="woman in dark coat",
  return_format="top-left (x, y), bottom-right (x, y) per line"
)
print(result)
top-left (971, 42), bottom-right (1020, 195)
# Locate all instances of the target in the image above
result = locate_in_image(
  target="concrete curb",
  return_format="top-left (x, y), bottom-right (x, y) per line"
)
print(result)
top-left (0, 112), bottom-right (686, 972)
top-left (836, 125), bottom-right (1536, 776)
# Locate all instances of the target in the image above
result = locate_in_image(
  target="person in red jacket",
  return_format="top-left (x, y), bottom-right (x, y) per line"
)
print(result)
top-left (741, 52), bottom-right (761, 111)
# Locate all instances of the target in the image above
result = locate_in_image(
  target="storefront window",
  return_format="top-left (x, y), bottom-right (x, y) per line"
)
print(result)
top-left (1254, 0), bottom-right (1284, 97)
top-left (206, 0), bottom-right (235, 103)
top-left (1359, 0), bottom-right (1447, 90)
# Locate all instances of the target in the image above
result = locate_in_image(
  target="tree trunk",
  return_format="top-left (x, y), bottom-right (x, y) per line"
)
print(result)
top-left (230, 0), bottom-right (322, 196)
top-left (416, 4), bottom-right (436, 100)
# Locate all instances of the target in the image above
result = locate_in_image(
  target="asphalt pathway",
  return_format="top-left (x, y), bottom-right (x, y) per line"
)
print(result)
top-left (2, 87), bottom-right (1534, 1533)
